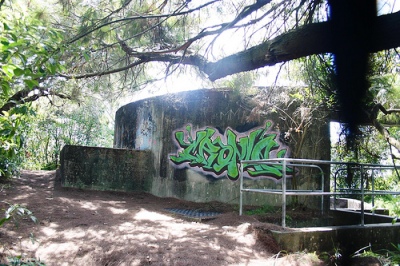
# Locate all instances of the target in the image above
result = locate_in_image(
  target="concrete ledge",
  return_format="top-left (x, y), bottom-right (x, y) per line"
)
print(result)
top-left (271, 223), bottom-right (400, 256)
top-left (331, 209), bottom-right (396, 225)
top-left (331, 197), bottom-right (389, 215)
top-left (60, 145), bottom-right (154, 192)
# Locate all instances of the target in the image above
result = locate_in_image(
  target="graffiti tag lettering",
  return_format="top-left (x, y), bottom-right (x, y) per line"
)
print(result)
top-left (169, 122), bottom-right (292, 180)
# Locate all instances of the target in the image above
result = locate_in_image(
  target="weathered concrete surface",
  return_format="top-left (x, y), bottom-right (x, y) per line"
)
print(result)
top-left (331, 209), bottom-right (395, 225)
top-left (331, 198), bottom-right (389, 215)
top-left (272, 223), bottom-right (400, 256)
top-left (60, 89), bottom-right (330, 206)
top-left (60, 145), bottom-right (154, 191)
top-left (113, 88), bottom-right (331, 206)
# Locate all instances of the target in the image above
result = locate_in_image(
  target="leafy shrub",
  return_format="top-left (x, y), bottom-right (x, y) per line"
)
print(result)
top-left (0, 202), bottom-right (37, 227)
top-left (0, 110), bottom-right (25, 180)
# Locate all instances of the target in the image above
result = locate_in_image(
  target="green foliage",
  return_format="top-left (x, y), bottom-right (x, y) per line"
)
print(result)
top-left (332, 128), bottom-right (400, 216)
top-left (20, 99), bottom-right (113, 170)
top-left (331, 124), bottom-right (389, 187)
top-left (0, 2), bottom-right (66, 179)
top-left (0, 107), bottom-right (32, 179)
top-left (0, 1), bottom-right (114, 174)
top-left (4, 256), bottom-right (46, 266)
top-left (0, 112), bottom-right (21, 178)
top-left (0, 202), bottom-right (37, 227)
top-left (220, 72), bottom-right (259, 92)
top-left (297, 54), bottom-right (336, 108)
top-left (245, 204), bottom-right (275, 215)
top-left (373, 195), bottom-right (400, 217)
top-left (40, 162), bottom-right (58, 171)
top-left (353, 249), bottom-right (388, 264)
top-left (349, 243), bottom-right (400, 265)
top-left (0, 201), bottom-right (43, 266)
top-left (388, 243), bottom-right (400, 264)
top-left (0, 7), bottom-right (64, 103)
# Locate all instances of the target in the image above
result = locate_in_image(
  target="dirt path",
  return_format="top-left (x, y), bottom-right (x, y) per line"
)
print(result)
top-left (0, 170), bottom-right (323, 265)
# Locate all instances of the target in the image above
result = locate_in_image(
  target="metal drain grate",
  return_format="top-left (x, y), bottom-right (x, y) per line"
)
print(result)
top-left (165, 208), bottom-right (221, 219)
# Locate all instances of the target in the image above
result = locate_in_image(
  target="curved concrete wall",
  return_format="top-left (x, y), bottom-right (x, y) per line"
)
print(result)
top-left (114, 89), bottom-right (330, 206)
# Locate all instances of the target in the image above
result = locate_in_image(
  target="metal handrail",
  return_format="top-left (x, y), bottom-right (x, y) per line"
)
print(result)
top-left (239, 158), bottom-right (400, 228)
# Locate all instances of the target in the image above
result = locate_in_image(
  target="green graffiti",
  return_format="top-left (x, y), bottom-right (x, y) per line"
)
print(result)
top-left (169, 122), bottom-right (291, 180)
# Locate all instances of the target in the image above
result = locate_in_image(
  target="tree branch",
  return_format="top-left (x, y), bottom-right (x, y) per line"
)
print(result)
top-left (366, 103), bottom-right (400, 152)
top-left (63, 10), bottom-right (400, 82)
top-left (59, 59), bottom-right (145, 79)
top-left (0, 88), bottom-right (72, 114)
top-left (203, 10), bottom-right (400, 81)
top-left (371, 117), bottom-right (400, 153)
top-left (67, 0), bottom-right (220, 44)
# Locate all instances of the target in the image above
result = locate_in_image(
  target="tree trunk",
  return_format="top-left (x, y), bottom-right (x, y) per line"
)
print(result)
top-left (200, 10), bottom-right (400, 81)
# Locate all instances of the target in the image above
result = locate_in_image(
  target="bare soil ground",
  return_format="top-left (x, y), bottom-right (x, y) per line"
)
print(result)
top-left (0, 170), bottom-right (327, 265)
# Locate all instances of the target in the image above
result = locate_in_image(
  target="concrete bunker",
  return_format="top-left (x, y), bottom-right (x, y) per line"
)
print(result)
top-left (60, 88), bottom-right (400, 254)
top-left (111, 88), bottom-right (331, 205)
top-left (63, 88), bottom-right (329, 203)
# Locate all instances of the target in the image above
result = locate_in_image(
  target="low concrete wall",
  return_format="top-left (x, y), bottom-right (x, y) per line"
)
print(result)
top-left (272, 223), bottom-right (400, 256)
top-left (59, 145), bottom-right (282, 204)
top-left (60, 145), bottom-right (154, 192)
top-left (331, 209), bottom-right (395, 225)
top-left (114, 89), bottom-right (331, 206)
top-left (60, 89), bottom-right (330, 206)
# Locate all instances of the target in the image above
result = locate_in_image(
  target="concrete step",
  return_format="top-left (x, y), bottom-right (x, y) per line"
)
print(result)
top-left (330, 197), bottom-right (389, 215)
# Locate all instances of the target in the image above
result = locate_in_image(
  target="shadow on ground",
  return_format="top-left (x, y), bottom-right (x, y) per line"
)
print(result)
top-left (1, 170), bottom-right (307, 265)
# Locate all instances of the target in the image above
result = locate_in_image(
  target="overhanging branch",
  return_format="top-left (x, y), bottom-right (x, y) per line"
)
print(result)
top-left (63, 10), bottom-right (400, 82)
top-left (0, 88), bottom-right (72, 114)
top-left (203, 10), bottom-right (400, 81)
top-left (67, 0), bottom-right (220, 45)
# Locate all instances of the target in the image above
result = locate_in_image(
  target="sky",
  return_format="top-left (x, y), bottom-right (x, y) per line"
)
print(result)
top-left (123, 0), bottom-right (400, 104)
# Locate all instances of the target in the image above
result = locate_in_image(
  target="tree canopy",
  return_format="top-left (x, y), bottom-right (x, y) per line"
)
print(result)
top-left (2, 0), bottom-right (400, 176)
top-left (2, 1), bottom-right (400, 120)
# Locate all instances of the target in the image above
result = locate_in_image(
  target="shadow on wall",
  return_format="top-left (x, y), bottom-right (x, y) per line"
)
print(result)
top-left (60, 145), bottom-right (154, 192)
top-left (61, 89), bottom-right (330, 205)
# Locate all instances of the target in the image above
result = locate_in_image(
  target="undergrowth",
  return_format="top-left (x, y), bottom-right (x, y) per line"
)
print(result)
top-left (245, 204), bottom-right (276, 215)
top-left (0, 202), bottom-right (44, 266)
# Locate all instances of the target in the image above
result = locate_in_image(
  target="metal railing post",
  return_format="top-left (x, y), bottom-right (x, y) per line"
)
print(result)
top-left (360, 165), bottom-right (365, 225)
top-left (321, 171), bottom-right (325, 215)
top-left (334, 169), bottom-right (338, 211)
top-left (371, 170), bottom-right (375, 213)
top-left (239, 162), bottom-right (244, 216)
top-left (282, 159), bottom-right (287, 228)
top-left (238, 159), bottom-right (400, 228)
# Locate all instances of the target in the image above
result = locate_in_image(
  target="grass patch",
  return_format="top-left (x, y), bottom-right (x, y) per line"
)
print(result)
top-left (245, 204), bottom-right (276, 215)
